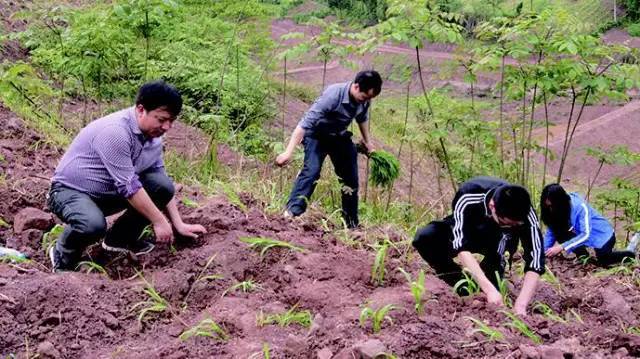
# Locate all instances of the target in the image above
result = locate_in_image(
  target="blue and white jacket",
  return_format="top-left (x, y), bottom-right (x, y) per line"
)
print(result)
top-left (543, 192), bottom-right (614, 253)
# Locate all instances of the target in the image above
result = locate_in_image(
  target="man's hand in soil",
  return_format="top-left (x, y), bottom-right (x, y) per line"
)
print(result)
top-left (545, 243), bottom-right (563, 257)
top-left (513, 303), bottom-right (528, 316)
top-left (153, 218), bottom-right (174, 243)
top-left (486, 290), bottom-right (504, 307)
top-left (275, 151), bottom-right (293, 167)
top-left (175, 222), bottom-right (207, 239)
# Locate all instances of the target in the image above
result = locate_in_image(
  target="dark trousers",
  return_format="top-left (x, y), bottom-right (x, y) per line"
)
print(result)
top-left (571, 234), bottom-right (635, 266)
top-left (286, 134), bottom-right (359, 228)
top-left (47, 171), bottom-right (174, 268)
top-left (413, 216), bottom-right (504, 291)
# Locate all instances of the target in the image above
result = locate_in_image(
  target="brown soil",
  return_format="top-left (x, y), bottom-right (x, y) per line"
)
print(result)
top-left (1, 103), bottom-right (639, 358)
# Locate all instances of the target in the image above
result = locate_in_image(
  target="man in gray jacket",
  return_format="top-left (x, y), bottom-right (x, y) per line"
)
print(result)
top-left (275, 70), bottom-right (382, 228)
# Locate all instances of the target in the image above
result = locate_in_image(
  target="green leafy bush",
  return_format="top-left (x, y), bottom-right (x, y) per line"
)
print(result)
top-left (368, 150), bottom-right (400, 188)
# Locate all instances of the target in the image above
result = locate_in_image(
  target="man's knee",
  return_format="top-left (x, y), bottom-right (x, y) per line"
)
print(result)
top-left (141, 171), bottom-right (175, 205)
top-left (74, 215), bottom-right (107, 239)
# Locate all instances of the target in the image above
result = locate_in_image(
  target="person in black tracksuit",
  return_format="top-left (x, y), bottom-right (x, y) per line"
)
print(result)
top-left (413, 176), bottom-right (545, 315)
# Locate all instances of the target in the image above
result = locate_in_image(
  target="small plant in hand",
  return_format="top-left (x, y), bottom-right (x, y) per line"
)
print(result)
top-left (465, 316), bottom-right (504, 342)
top-left (256, 305), bottom-right (312, 328)
top-left (397, 267), bottom-right (427, 315)
top-left (368, 150), bottom-right (400, 188)
top-left (359, 303), bottom-right (396, 334)
top-left (502, 310), bottom-right (542, 344)
top-left (179, 317), bottom-right (228, 341)
top-left (239, 236), bottom-right (306, 257)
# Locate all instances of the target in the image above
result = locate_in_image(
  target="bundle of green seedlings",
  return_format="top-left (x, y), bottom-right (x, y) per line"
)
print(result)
top-left (368, 150), bottom-right (400, 188)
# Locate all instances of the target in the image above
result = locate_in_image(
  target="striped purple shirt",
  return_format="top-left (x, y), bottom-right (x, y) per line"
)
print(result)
top-left (52, 107), bottom-right (165, 198)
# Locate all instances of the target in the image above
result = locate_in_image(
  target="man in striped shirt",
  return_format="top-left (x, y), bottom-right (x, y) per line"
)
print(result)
top-left (413, 176), bottom-right (544, 316)
top-left (47, 81), bottom-right (206, 272)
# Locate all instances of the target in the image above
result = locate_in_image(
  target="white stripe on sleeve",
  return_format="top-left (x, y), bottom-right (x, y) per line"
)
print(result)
top-left (563, 203), bottom-right (590, 251)
top-left (452, 194), bottom-right (485, 249)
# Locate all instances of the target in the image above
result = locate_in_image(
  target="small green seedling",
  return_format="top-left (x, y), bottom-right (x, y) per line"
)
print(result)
top-left (181, 197), bottom-right (199, 208)
top-left (502, 310), bottom-right (542, 344)
top-left (495, 272), bottom-right (512, 308)
top-left (248, 342), bottom-right (271, 359)
top-left (256, 306), bottom-right (312, 328)
top-left (541, 265), bottom-right (562, 294)
top-left (42, 224), bottom-right (64, 255)
top-left (139, 224), bottom-right (154, 241)
top-left (76, 261), bottom-right (108, 276)
top-left (566, 308), bottom-right (584, 324)
top-left (239, 236), bottom-right (306, 257)
top-left (222, 279), bottom-right (261, 297)
top-left (625, 326), bottom-right (640, 336)
top-left (183, 254), bottom-right (223, 306)
top-left (532, 301), bottom-right (566, 323)
top-left (595, 257), bottom-right (638, 278)
top-left (359, 303), bottom-right (396, 334)
top-left (179, 317), bottom-right (228, 341)
top-left (0, 216), bottom-right (9, 228)
top-left (397, 267), bottom-right (427, 315)
top-left (465, 316), bottom-right (504, 341)
top-left (453, 269), bottom-right (480, 296)
top-left (371, 240), bottom-right (390, 286)
top-left (131, 274), bottom-right (169, 323)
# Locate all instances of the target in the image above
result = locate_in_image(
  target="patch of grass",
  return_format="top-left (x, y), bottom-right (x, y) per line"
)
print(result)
top-left (131, 274), bottom-right (169, 323)
top-left (179, 317), bottom-right (228, 341)
top-left (465, 316), bottom-right (504, 341)
top-left (359, 303), bottom-right (396, 334)
top-left (256, 305), bottom-right (312, 328)
top-left (397, 267), bottom-right (427, 315)
top-left (0, 216), bottom-right (10, 228)
top-left (249, 342), bottom-right (272, 359)
top-left (222, 279), bottom-right (261, 297)
top-left (502, 310), bottom-right (542, 344)
top-left (239, 236), bottom-right (306, 257)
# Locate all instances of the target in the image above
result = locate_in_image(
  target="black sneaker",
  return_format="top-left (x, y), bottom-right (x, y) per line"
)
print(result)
top-left (48, 246), bottom-right (74, 273)
top-left (101, 238), bottom-right (155, 256)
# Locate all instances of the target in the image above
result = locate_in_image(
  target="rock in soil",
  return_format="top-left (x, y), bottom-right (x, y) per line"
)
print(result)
top-left (13, 207), bottom-right (54, 233)
top-left (354, 339), bottom-right (387, 359)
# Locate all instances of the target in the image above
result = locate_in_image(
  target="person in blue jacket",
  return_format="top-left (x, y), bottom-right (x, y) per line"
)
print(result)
top-left (540, 183), bottom-right (637, 265)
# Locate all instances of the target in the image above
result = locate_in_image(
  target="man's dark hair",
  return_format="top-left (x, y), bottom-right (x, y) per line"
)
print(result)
top-left (540, 183), bottom-right (572, 239)
top-left (354, 70), bottom-right (383, 96)
top-left (135, 80), bottom-right (183, 118)
top-left (493, 184), bottom-right (532, 222)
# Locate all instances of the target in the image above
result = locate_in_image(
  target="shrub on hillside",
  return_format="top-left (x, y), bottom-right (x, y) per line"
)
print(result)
top-left (628, 23), bottom-right (640, 37)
